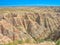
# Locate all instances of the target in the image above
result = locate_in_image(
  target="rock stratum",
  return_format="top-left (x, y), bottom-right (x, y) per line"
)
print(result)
top-left (0, 7), bottom-right (60, 45)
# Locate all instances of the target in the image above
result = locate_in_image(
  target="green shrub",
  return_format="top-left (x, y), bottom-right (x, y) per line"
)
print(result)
top-left (25, 38), bottom-right (30, 43)
top-left (46, 39), bottom-right (53, 41)
top-left (56, 39), bottom-right (60, 45)
top-left (37, 39), bottom-right (45, 43)
top-left (18, 40), bottom-right (23, 44)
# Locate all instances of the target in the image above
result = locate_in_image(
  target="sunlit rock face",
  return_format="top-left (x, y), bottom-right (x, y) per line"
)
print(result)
top-left (0, 7), bottom-right (60, 44)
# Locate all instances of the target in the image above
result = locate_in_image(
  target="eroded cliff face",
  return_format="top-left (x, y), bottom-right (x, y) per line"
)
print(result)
top-left (0, 7), bottom-right (60, 44)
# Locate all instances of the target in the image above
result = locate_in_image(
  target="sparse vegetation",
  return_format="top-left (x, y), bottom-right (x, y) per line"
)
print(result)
top-left (37, 39), bottom-right (45, 43)
top-left (5, 40), bottom-right (23, 45)
top-left (25, 38), bottom-right (31, 43)
top-left (5, 42), bottom-right (14, 45)
top-left (56, 39), bottom-right (60, 45)
top-left (18, 40), bottom-right (23, 44)
top-left (46, 39), bottom-right (53, 41)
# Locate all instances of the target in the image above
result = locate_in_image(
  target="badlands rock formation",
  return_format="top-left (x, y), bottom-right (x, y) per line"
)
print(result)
top-left (0, 7), bottom-right (60, 45)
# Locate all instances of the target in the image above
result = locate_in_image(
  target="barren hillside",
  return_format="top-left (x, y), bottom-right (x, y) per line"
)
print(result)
top-left (0, 7), bottom-right (60, 45)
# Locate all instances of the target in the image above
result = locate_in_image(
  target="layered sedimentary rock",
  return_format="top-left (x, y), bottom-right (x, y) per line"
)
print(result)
top-left (0, 7), bottom-right (60, 44)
